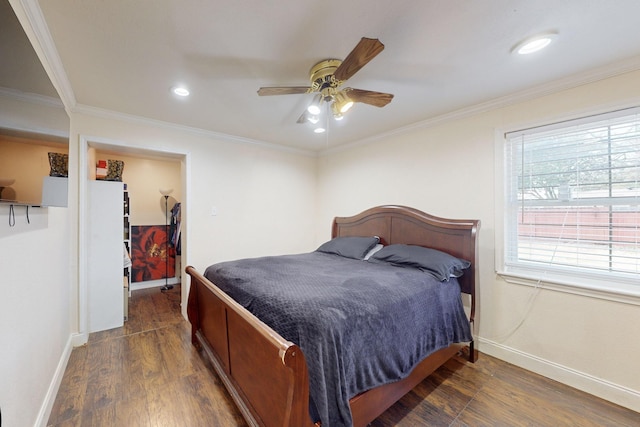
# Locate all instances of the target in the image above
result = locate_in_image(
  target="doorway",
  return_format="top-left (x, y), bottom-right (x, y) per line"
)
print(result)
top-left (78, 135), bottom-right (190, 344)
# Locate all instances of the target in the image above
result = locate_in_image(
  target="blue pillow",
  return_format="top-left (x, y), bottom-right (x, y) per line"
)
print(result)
top-left (368, 244), bottom-right (470, 281)
top-left (316, 236), bottom-right (380, 260)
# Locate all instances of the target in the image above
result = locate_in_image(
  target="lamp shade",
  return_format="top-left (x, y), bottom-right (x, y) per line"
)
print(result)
top-left (307, 94), bottom-right (323, 115)
top-left (159, 188), bottom-right (174, 196)
top-left (333, 92), bottom-right (354, 113)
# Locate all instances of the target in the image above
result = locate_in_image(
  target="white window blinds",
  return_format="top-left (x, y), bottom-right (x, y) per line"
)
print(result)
top-left (504, 109), bottom-right (640, 280)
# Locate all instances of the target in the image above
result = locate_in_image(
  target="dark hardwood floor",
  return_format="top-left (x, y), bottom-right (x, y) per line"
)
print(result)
top-left (48, 286), bottom-right (638, 426)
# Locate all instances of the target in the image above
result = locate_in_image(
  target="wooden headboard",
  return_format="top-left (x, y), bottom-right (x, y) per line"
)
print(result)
top-left (332, 205), bottom-right (479, 306)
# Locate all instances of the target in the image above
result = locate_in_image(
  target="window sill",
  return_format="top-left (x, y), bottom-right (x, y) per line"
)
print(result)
top-left (497, 269), bottom-right (640, 306)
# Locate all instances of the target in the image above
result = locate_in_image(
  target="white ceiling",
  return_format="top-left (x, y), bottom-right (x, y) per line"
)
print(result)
top-left (5, 0), bottom-right (640, 151)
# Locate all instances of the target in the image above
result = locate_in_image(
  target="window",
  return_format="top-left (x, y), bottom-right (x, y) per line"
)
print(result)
top-left (502, 108), bottom-right (640, 293)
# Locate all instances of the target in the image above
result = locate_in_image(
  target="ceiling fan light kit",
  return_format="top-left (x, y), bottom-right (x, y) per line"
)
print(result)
top-left (333, 91), bottom-right (354, 113)
top-left (309, 58), bottom-right (343, 91)
top-left (258, 37), bottom-right (394, 131)
top-left (307, 93), bottom-right (323, 115)
top-left (331, 103), bottom-right (344, 120)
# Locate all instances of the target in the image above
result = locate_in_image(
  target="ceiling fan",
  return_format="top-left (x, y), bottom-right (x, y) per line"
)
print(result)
top-left (257, 37), bottom-right (394, 125)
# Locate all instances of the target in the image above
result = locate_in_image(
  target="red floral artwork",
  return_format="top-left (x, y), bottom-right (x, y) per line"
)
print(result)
top-left (131, 225), bottom-right (175, 282)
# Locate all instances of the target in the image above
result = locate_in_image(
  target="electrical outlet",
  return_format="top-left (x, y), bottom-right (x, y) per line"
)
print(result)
top-left (210, 206), bottom-right (218, 216)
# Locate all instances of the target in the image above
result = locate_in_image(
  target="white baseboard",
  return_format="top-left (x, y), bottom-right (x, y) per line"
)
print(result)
top-left (478, 337), bottom-right (640, 413)
top-left (71, 331), bottom-right (88, 347)
top-left (131, 277), bottom-right (180, 291)
top-left (35, 335), bottom-right (74, 427)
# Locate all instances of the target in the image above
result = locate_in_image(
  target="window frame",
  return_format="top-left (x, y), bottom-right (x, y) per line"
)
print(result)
top-left (495, 107), bottom-right (640, 306)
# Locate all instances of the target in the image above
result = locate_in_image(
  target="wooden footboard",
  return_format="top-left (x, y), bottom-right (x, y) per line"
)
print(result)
top-left (187, 265), bottom-right (473, 427)
top-left (187, 265), bottom-right (316, 427)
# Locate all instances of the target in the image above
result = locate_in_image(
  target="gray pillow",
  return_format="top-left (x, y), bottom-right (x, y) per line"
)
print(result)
top-left (316, 236), bottom-right (380, 260)
top-left (368, 244), bottom-right (470, 281)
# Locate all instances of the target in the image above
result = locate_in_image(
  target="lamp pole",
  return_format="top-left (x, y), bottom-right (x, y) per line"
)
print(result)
top-left (160, 192), bottom-right (173, 292)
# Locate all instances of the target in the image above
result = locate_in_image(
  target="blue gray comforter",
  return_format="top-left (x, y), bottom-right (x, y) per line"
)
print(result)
top-left (204, 251), bottom-right (472, 427)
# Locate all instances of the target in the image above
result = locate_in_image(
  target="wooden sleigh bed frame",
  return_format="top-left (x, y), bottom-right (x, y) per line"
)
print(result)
top-left (186, 205), bottom-right (479, 427)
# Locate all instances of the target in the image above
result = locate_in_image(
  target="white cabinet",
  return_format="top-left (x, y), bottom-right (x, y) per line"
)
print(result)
top-left (87, 180), bottom-right (124, 332)
top-left (41, 176), bottom-right (68, 207)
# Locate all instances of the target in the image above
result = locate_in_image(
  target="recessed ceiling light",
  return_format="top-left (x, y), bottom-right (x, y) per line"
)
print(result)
top-left (513, 32), bottom-right (557, 55)
top-left (171, 86), bottom-right (190, 97)
top-left (314, 127), bottom-right (326, 134)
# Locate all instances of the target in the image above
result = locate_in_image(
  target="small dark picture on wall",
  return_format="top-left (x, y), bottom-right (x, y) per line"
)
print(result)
top-left (131, 225), bottom-right (175, 282)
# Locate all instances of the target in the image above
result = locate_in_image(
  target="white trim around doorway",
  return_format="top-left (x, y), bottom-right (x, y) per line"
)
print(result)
top-left (75, 134), bottom-right (190, 345)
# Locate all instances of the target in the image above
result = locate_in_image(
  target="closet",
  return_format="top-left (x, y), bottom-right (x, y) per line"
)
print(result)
top-left (85, 148), bottom-right (182, 333)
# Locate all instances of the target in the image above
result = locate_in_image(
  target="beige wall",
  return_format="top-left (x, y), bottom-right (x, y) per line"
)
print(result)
top-left (317, 70), bottom-right (640, 411)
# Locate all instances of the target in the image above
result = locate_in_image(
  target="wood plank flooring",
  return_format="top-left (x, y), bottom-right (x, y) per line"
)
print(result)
top-left (48, 286), bottom-right (638, 426)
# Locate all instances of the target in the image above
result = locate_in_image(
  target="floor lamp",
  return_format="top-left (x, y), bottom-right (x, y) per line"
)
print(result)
top-left (159, 188), bottom-right (174, 292)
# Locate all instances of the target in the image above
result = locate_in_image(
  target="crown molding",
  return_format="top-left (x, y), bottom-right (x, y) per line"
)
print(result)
top-left (320, 55), bottom-right (640, 156)
top-left (0, 86), bottom-right (64, 108)
top-left (0, 86), bottom-right (68, 139)
top-left (72, 103), bottom-right (318, 157)
top-left (12, 0), bottom-right (640, 157)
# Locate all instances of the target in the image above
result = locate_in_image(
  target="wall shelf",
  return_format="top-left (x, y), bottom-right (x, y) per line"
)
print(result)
top-left (0, 200), bottom-right (41, 227)
top-left (0, 200), bottom-right (41, 207)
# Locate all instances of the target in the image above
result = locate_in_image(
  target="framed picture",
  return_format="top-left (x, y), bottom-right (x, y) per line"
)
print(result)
top-left (131, 225), bottom-right (175, 282)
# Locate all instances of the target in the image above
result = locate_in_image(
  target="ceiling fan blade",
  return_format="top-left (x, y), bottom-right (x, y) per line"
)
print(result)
top-left (257, 86), bottom-right (310, 96)
top-left (346, 88), bottom-right (394, 107)
top-left (333, 38), bottom-right (385, 82)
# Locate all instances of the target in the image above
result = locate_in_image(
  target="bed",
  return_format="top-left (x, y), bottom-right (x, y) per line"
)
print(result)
top-left (186, 205), bottom-right (479, 427)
